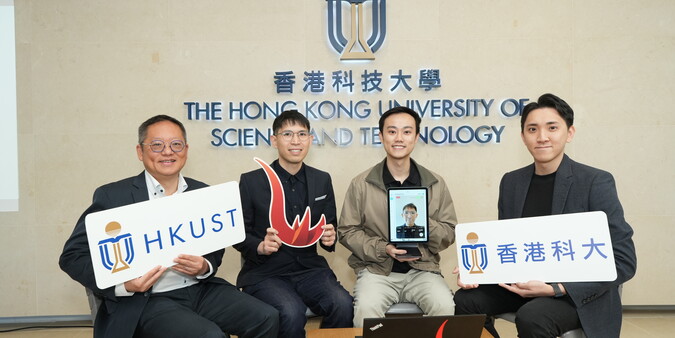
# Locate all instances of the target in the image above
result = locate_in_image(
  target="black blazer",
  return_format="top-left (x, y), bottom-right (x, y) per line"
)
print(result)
top-left (59, 172), bottom-right (225, 338)
top-left (234, 161), bottom-right (337, 288)
top-left (498, 154), bottom-right (637, 338)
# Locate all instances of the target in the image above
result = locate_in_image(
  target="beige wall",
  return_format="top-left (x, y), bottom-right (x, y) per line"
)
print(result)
top-left (1, 0), bottom-right (673, 317)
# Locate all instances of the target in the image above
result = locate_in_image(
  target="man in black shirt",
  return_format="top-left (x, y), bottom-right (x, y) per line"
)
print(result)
top-left (234, 110), bottom-right (353, 338)
top-left (339, 107), bottom-right (457, 327)
top-left (453, 94), bottom-right (637, 338)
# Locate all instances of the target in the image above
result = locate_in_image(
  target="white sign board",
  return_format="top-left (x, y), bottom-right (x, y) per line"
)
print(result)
top-left (85, 182), bottom-right (245, 289)
top-left (456, 211), bottom-right (616, 284)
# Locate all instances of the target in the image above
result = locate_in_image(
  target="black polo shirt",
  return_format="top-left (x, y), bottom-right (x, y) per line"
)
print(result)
top-left (272, 160), bottom-right (308, 224)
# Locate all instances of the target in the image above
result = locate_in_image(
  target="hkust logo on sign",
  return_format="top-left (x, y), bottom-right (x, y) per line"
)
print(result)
top-left (98, 221), bottom-right (135, 273)
top-left (460, 232), bottom-right (488, 275)
top-left (86, 182), bottom-right (246, 289)
top-left (327, 0), bottom-right (386, 60)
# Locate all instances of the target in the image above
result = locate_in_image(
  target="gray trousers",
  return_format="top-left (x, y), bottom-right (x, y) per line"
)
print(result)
top-left (352, 268), bottom-right (455, 327)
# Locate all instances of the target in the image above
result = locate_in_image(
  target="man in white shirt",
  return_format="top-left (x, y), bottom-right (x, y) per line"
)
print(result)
top-left (60, 115), bottom-right (279, 338)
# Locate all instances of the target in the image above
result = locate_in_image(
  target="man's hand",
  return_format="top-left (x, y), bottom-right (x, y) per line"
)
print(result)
top-left (453, 266), bottom-right (479, 290)
top-left (172, 254), bottom-right (209, 276)
top-left (320, 223), bottom-right (336, 246)
top-left (257, 227), bottom-right (283, 255)
top-left (124, 265), bottom-right (167, 292)
top-left (499, 280), bottom-right (561, 298)
top-left (385, 244), bottom-right (420, 262)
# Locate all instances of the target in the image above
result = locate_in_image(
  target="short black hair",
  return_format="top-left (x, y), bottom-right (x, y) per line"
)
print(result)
top-left (521, 93), bottom-right (574, 132)
top-left (402, 203), bottom-right (417, 212)
top-left (272, 110), bottom-right (310, 134)
top-left (378, 106), bottom-right (422, 135)
top-left (138, 115), bottom-right (186, 144)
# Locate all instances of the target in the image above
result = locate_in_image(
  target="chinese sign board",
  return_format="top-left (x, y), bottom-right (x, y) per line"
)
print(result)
top-left (456, 211), bottom-right (616, 284)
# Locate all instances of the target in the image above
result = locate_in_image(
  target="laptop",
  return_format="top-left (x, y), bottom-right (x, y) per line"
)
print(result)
top-left (361, 315), bottom-right (487, 338)
top-left (387, 187), bottom-right (429, 258)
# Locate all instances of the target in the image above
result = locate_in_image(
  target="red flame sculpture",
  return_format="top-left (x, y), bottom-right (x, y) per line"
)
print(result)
top-left (254, 157), bottom-right (326, 248)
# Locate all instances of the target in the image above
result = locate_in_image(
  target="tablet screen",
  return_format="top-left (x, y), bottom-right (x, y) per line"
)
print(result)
top-left (387, 187), bottom-right (429, 243)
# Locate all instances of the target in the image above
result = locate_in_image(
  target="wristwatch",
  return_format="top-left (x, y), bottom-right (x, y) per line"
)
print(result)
top-left (549, 283), bottom-right (564, 298)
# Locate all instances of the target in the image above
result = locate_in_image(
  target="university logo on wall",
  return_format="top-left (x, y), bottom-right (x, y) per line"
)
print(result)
top-left (326, 0), bottom-right (386, 60)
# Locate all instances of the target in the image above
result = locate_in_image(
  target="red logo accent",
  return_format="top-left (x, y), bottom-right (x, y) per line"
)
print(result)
top-left (435, 319), bottom-right (448, 338)
top-left (254, 157), bottom-right (326, 248)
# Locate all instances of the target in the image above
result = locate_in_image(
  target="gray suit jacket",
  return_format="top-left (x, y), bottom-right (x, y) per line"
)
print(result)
top-left (498, 154), bottom-right (637, 338)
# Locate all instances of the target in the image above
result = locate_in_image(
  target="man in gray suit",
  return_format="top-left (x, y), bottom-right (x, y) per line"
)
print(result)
top-left (453, 93), bottom-right (637, 338)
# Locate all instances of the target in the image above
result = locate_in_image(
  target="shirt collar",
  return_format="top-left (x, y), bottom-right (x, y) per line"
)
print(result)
top-left (382, 159), bottom-right (421, 187)
top-left (272, 160), bottom-right (306, 185)
top-left (144, 170), bottom-right (188, 199)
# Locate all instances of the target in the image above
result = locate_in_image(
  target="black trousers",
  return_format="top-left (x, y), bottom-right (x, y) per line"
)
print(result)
top-left (243, 269), bottom-right (353, 338)
top-left (454, 285), bottom-right (581, 338)
top-left (134, 281), bottom-right (279, 338)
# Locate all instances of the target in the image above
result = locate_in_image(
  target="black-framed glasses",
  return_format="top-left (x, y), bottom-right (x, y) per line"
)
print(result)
top-left (142, 140), bottom-right (186, 153)
top-left (276, 130), bottom-right (310, 141)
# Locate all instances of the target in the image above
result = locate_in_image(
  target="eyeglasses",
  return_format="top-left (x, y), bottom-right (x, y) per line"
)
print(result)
top-left (142, 140), bottom-right (186, 153)
top-left (276, 130), bottom-right (310, 141)
top-left (403, 211), bottom-right (417, 215)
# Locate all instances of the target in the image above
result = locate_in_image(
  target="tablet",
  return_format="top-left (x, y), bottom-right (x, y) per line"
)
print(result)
top-left (387, 187), bottom-right (429, 258)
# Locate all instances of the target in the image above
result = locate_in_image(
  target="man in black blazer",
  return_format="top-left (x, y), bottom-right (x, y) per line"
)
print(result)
top-left (234, 110), bottom-right (353, 338)
top-left (59, 115), bottom-right (278, 338)
top-left (454, 94), bottom-right (637, 338)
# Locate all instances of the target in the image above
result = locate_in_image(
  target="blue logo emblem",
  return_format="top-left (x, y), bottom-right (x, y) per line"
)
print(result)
top-left (460, 232), bottom-right (488, 274)
top-left (327, 0), bottom-right (387, 60)
top-left (98, 221), bottom-right (135, 273)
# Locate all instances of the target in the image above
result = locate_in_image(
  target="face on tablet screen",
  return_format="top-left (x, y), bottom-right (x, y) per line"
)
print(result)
top-left (402, 204), bottom-right (418, 226)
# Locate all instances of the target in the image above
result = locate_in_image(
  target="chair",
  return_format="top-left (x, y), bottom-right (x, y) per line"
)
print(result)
top-left (495, 312), bottom-right (586, 338)
top-left (384, 302), bottom-right (424, 317)
top-left (305, 307), bottom-right (319, 318)
top-left (85, 288), bottom-right (102, 324)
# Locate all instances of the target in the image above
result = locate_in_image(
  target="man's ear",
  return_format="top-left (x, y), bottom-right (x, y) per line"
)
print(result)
top-left (136, 144), bottom-right (143, 161)
top-left (566, 125), bottom-right (576, 143)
